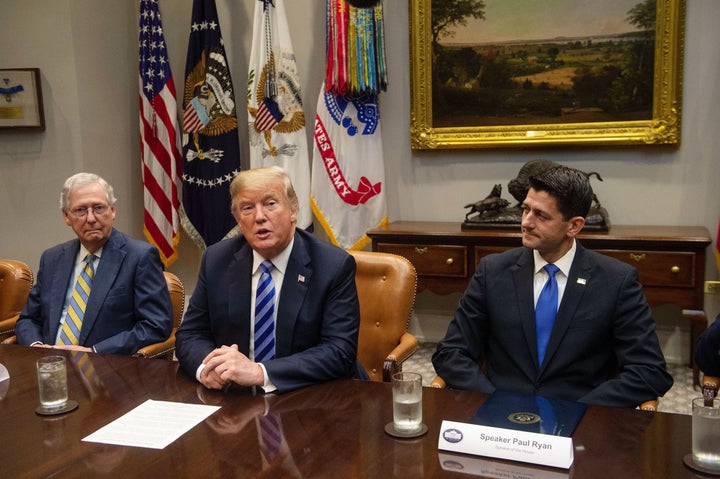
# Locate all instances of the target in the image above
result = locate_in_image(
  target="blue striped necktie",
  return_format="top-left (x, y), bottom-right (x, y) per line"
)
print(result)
top-left (59, 254), bottom-right (96, 345)
top-left (254, 260), bottom-right (276, 362)
top-left (258, 413), bottom-right (282, 461)
top-left (535, 263), bottom-right (560, 365)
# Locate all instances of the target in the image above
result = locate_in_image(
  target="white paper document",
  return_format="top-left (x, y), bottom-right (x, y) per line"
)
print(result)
top-left (82, 399), bottom-right (220, 449)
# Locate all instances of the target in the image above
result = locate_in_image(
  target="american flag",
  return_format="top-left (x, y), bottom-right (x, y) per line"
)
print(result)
top-left (138, 0), bottom-right (182, 266)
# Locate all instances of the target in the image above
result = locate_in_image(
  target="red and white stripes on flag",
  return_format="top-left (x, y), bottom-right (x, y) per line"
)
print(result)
top-left (254, 97), bottom-right (284, 132)
top-left (138, 0), bottom-right (183, 266)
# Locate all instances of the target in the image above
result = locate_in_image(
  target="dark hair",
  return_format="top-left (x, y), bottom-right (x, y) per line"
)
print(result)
top-left (528, 166), bottom-right (593, 220)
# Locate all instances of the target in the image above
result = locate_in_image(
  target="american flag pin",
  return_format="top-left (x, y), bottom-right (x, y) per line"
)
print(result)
top-left (298, 274), bottom-right (305, 283)
top-left (577, 278), bottom-right (587, 285)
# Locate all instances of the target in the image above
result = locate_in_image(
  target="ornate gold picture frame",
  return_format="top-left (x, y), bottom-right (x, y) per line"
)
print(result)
top-left (0, 68), bottom-right (45, 131)
top-left (410, 0), bottom-right (685, 149)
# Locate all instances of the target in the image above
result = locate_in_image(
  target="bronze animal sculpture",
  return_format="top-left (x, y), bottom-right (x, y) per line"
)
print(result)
top-left (464, 184), bottom-right (510, 221)
top-left (508, 159), bottom-right (603, 206)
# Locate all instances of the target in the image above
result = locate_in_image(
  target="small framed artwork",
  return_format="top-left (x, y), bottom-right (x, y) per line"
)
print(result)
top-left (0, 68), bottom-right (45, 131)
top-left (410, 0), bottom-right (685, 149)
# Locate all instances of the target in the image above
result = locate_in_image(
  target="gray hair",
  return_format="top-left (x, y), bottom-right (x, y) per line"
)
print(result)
top-left (60, 172), bottom-right (117, 212)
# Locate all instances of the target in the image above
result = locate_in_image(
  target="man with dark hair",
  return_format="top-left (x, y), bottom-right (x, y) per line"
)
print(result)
top-left (433, 166), bottom-right (673, 407)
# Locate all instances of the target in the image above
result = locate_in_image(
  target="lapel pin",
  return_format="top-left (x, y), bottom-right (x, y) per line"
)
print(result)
top-left (577, 278), bottom-right (587, 285)
top-left (298, 274), bottom-right (305, 283)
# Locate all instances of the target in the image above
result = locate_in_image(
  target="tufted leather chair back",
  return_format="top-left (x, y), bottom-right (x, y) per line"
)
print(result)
top-left (349, 251), bottom-right (418, 382)
top-left (0, 259), bottom-right (33, 340)
top-left (134, 271), bottom-right (184, 359)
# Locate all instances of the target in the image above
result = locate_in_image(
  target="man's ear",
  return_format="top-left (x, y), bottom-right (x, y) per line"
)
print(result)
top-left (62, 210), bottom-right (72, 227)
top-left (567, 216), bottom-right (585, 237)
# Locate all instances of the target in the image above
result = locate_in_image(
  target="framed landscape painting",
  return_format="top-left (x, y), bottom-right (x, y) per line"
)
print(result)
top-left (410, 0), bottom-right (685, 149)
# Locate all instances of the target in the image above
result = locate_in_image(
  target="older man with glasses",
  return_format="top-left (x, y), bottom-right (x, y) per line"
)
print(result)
top-left (16, 172), bottom-right (172, 355)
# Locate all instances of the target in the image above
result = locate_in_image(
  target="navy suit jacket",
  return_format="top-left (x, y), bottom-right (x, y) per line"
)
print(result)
top-left (696, 313), bottom-right (720, 376)
top-left (175, 229), bottom-right (361, 393)
top-left (16, 229), bottom-right (173, 355)
top-left (432, 242), bottom-right (673, 407)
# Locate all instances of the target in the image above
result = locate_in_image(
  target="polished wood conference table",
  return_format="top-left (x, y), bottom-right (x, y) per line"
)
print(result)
top-left (0, 345), bottom-right (697, 478)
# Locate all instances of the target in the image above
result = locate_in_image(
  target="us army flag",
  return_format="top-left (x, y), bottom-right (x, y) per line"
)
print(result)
top-left (311, 84), bottom-right (387, 250)
top-left (247, 0), bottom-right (312, 230)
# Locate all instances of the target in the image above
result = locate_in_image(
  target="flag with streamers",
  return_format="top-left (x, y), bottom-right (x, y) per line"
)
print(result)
top-left (325, 0), bottom-right (388, 96)
top-left (138, 0), bottom-right (182, 267)
top-left (310, 0), bottom-right (388, 250)
top-left (247, 0), bottom-right (312, 230)
top-left (180, 0), bottom-right (241, 251)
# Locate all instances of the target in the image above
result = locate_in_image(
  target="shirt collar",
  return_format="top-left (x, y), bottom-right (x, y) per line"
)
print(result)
top-left (76, 245), bottom-right (103, 263)
top-left (252, 236), bottom-right (294, 276)
top-left (533, 239), bottom-right (576, 277)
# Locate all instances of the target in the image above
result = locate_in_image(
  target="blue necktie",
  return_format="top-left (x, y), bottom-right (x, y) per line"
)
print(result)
top-left (59, 254), bottom-right (96, 345)
top-left (258, 413), bottom-right (282, 461)
top-left (535, 263), bottom-right (560, 365)
top-left (254, 260), bottom-right (276, 362)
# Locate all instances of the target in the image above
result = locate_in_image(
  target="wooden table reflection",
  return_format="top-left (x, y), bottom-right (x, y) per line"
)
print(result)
top-left (0, 345), bottom-right (696, 478)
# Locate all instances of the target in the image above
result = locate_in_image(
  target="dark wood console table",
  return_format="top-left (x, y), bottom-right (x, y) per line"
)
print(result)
top-left (368, 221), bottom-right (712, 384)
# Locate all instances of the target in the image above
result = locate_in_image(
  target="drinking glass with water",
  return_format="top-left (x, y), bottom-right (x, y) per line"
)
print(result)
top-left (392, 371), bottom-right (423, 433)
top-left (36, 356), bottom-right (68, 410)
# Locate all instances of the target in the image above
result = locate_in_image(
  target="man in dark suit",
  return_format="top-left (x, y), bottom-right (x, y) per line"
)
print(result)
top-left (696, 313), bottom-right (720, 377)
top-left (432, 166), bottom-right (673, 407)
top-left (16, 173), bottom-right (172, 355)
top-left (175, 166), bottom-right (361, 394)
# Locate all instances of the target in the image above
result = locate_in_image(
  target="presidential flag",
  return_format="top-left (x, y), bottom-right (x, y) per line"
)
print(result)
top-left (247, 0), bottom-right (312, 230)
top-left (138, 0), bottom-right (182, 266)
top-left (180, 0), bottom-right (241, 250)
top-left (310, 1), bottom-right (388, 250)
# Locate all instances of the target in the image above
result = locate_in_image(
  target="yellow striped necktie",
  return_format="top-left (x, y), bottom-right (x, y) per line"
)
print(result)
top-left (58, 254), bottom-right (96, 345)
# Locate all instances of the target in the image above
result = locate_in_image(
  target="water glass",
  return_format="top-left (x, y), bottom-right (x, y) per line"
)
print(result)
top-left (392, 371), bottom-right (423, 433)
top-left (37, 356), bottom-right (68, 410)
top-left (692, 397), bottom-right (720, 471)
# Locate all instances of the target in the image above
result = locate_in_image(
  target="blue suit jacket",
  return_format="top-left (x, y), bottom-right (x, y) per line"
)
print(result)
top-left (175, 229), bottom-right (361, 393)
top-left (432, 242), bottom-right (673, 407)
top-left (16, 229), bottom-right (173, 355)
top-left (696, 313), bottom-right (720, 376)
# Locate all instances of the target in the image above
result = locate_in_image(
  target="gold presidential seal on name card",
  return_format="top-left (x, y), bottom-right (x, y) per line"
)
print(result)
top-left (508, 412), bottom-right (541, 425)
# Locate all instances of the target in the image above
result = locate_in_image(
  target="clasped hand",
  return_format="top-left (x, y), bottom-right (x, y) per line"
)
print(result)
top-left (200, 344), bottom-right (264, 390)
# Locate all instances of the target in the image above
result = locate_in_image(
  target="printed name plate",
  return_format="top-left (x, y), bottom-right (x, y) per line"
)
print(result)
top-left (438, 420), bottom-right (574, 469)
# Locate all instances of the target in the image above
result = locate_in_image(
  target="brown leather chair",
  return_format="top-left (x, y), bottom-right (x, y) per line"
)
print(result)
top-left (135, 271), bottom-right (184, 360)
top-left (0, 259), bottom-right (33, 342)
top-left (349, 250), bottom-right (418, 382)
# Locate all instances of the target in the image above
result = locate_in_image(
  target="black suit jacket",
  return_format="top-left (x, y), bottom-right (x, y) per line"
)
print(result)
top-left (175, 229), bottom-right (361, 393)
top-left (432, 242), bottom-right (673, 407)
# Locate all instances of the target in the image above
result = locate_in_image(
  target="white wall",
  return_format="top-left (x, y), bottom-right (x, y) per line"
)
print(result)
top-left (2, 1), bottom-right (719, 360)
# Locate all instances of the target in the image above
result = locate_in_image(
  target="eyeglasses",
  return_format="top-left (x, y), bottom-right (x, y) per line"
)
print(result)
top-left (68, 204), bottom-right (110, 218)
